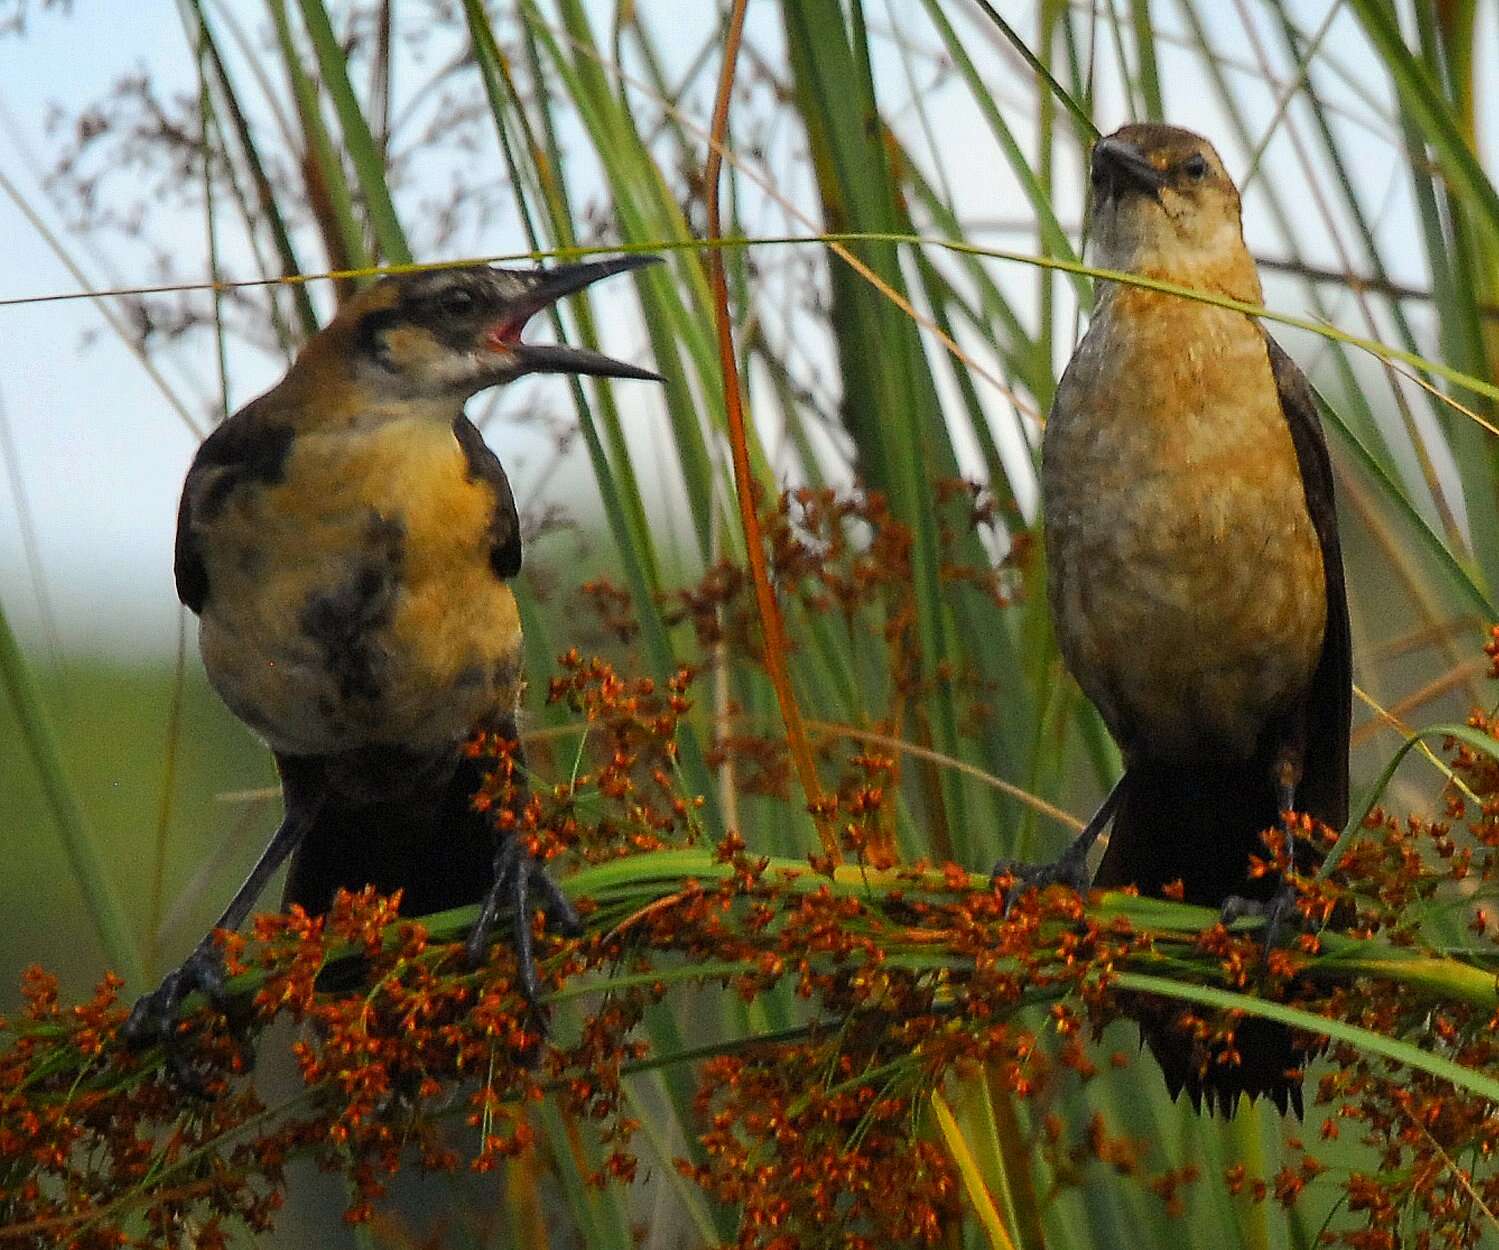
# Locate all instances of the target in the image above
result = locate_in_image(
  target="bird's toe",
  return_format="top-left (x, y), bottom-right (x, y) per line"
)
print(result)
top-left (123, 941), bottom-right (238, 1095)
top-left (992, 843), bottom-right (1093, 915)
top-left (466, 837), bottom-right (577, 1007)
top-left (1220, 881), bottom-right (1301, 955)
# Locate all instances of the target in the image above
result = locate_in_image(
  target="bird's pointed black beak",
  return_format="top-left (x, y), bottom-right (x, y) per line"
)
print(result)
top-left (1091, 137), bottom-right (1166, 201)
top-left (494, 255), bottom-right (665, 382)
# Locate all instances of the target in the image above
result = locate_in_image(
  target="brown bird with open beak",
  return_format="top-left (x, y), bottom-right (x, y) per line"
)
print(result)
top-left (126, 256), bottom-right (663, 1081)
top-left (1008, 124), bottom-right (1350, 1115)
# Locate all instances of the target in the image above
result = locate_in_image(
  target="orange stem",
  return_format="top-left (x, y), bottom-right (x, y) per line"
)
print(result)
top-left (703, 0), bottom-right (838, 864)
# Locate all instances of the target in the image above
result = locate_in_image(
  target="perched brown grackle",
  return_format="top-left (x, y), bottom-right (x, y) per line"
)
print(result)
top-left (126, 256), bottom-right (663, 1077)
top-left (1005, 124), bottom-right (1351, 1115)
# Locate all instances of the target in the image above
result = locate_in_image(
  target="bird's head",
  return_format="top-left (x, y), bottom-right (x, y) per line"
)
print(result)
top-left (1087, 124), bottom-right (1256, 294)
top-left (324, 255), bottom-right (663, 403)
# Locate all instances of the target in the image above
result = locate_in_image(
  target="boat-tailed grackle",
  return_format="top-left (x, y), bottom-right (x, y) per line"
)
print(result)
top-left (1006, 124), bottom-right (1351, 1115)
top-left (126, 256), bottom-right (663, 1081)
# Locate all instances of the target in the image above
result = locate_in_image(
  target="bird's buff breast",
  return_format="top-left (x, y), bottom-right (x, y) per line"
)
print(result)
top-left (195, 418), bottom-right (521, 757)
top-left (1042, 296), bottom-right (1327, 762)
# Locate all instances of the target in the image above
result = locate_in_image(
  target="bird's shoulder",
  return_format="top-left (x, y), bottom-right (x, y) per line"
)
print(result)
top-left (449, 415), bottom-right (522, 579)
top-left (176, 398), bottom-right (297, 614)
top-left (187, 398), bottom-right (297, 497)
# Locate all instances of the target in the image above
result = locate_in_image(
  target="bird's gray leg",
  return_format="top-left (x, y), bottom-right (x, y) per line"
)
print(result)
top-left (464, 732), bottom-right (582, 1005)
top-left (993, 772), bottom-right (1128, 912)
top-left (1220, 756), bottom-right (1301, 951)
top-left (124, 782), bottom-right (323, 1087)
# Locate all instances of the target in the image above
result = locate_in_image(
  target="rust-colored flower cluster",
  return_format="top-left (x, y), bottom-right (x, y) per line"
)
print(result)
top-left (574, 484), bottom-right (1019, 750)
top-left (469, 646), bottom-right (707, 871)
top-left (3, 708), bottom-right (1499, 1248)
top-left (6, 560), bottom-right (1499, 1249)
top-left (686, 1045), bottom-right (958, 1249)
top-left (1273, 670), bottom-right (1499, 1250)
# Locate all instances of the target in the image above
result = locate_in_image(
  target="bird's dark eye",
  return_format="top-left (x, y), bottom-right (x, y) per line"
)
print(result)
top-left (1182, 154), bottom-right (1209, 181)
top-left (437, 287), bottom-right (477, 317)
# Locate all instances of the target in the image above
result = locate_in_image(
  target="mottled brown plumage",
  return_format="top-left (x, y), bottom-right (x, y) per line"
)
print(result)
top-left (1031, 124), bottom-right (1350, 1115)
top-left (128, 257), bottom-right (663, 1079)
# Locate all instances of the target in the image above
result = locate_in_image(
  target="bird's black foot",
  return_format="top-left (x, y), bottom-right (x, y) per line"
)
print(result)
top-left (992, 839), bottom-right (1094, 914)
top-left (122, 939), bottom-right (237, 1094)
top-left (465, 836), bottom-right (582, 1006)
top-left (1220, 880), bottom-right (1301, 955)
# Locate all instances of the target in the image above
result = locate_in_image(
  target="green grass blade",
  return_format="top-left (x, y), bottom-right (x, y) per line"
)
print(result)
top-left (1116, 972), bottom-right (1499, 1103)
top-left (0, 599), bottom-right (143, 985)
top-left (919, 0), bottom-right (1090, 311)
top-left (1128, 0), bottom-right (1165, 119)
top-left (188, 1), bottom-right (318, 339)
top-left (293, 0), bottom-right (412, 264)
top-left (266, 0), bottom-right (370, 280)
top-left (969, 1), bottom-right (1100, 141)
top-left (781, 1), bottom-right (976, 854)
top-left (1346, 0), bottom-right (1499, 255)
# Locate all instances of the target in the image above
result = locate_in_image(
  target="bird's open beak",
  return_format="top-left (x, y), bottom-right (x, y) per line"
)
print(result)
top-left (1091, 137), bottom-right (1166, 200)
top-left (487, 255), bottom-right (665, 381)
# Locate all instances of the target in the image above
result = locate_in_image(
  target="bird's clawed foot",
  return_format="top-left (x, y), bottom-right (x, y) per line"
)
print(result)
top-left (1220, 879), bottom-right (1301, 956)
top-left (465, 836), bottom-right (583, 1008)
top-left (993, 775), bottom-right (1122, 915)
top-left (122, 939), bottom-right (240, 1094)
top-left (992, 838), bottom-right (1094, 915)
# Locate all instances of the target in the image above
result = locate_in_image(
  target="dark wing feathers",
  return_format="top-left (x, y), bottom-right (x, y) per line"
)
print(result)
top-left (1265, 332), bottom-right (1351, 830)
top-left (174, 492), bottom-right (209, 615)
top-left (174, 410), bottom-right (294, 614)
top-left (451, 415), bottom-right (522, 579)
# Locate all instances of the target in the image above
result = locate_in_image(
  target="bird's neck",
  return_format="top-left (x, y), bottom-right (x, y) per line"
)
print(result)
top-left (269, 329), bottom-right (463, 433)
top-left (1101, 244), bottom-right (1264, 309)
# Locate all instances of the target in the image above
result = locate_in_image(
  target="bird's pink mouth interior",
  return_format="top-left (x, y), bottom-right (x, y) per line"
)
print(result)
top-left (483, 314), bottom-right (531, 351)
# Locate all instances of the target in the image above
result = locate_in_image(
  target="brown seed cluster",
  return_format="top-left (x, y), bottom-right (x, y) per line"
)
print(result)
top-left (685, 1046), bottom-right (959, 1248)
top-left (4, 493), bottom-right (1499, 1248)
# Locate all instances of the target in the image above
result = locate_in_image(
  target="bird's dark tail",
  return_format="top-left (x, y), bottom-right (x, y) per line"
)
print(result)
top-left (279, 748), bottom-right (498, 919)
top-left (1094, 757), bottom-right (1309, 1117)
